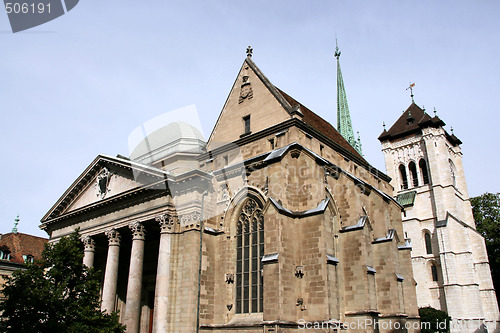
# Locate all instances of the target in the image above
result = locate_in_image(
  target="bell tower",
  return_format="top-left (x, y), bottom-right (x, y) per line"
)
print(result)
top-left (379, 101), bottom-right (499, 331)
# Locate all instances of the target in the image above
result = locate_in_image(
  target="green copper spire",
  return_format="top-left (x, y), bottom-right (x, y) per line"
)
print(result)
top-left (335, 40), bottom-right (362, 155)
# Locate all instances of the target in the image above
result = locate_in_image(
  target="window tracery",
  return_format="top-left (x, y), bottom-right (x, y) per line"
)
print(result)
top-left (235, 198), bottom-right (264, 313)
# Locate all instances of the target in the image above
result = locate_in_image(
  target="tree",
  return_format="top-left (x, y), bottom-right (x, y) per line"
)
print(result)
top-left (419, 307), bottom-right (451, 333)
top-left (0, 230), bottom-right (125, 333)
top-left (471, 192), bottom-right (500, 306)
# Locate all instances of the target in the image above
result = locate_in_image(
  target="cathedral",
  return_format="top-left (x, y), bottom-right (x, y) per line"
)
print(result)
top-left (39, 46), bottom-right (497, 333)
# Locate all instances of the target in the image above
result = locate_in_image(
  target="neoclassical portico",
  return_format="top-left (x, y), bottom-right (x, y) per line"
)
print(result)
top-left (76, 210), bottom-right (181, 333)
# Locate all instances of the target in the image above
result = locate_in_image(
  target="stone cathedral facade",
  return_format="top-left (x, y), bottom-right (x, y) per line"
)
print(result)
top-left (41, 53), bottom-right (421, 332)
top-left (379, 103), bottom-right (500, 332)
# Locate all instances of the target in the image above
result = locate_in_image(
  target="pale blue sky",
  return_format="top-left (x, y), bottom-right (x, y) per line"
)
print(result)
top-left (1, 1), bottom-right (499, 237)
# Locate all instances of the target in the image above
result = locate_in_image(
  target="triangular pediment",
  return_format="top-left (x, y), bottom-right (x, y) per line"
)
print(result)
top-left (207, 57), bottom-right (293, 149)
top-left (41, 155), bottom-right (169, 222)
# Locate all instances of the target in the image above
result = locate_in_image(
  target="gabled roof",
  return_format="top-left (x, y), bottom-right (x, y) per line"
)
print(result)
top-left (0, 232), bottom-right (47, 264)
top-left (378, 103), bottom-right (446, 142)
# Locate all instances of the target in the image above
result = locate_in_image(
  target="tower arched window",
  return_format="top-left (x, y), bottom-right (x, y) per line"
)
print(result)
top-left (430, 263), bottom-right (439, 282)
top-left (399, 165), bottom-right (408, 190)
top-left (409, 161), bottom-right (418, 187)
top-left (424, 232), bottom-right (432, 254)
top-left (419, 159), bottom-right (429, 185)
top-left (236, 198), bottom-right (264, 313)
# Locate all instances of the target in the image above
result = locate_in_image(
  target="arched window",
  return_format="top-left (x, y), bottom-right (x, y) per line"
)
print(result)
top-left (449, 159), bottom-right (457, 187)
top-left (431, 263), bottom-right (439, 282)
top-left (419, 159), bottom-right (429, 185)
top-left (236, 198), bottom-right (264, 313)
top-left (409, 161), bottom-right (418, 187)
top-left (399, 165), bottom-right (408, 190)
top-left (424, 232), bottom-right (432, 254)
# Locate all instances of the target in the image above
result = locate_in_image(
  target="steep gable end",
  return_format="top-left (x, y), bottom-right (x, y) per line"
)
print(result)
top-left (207, 57), bottom-right (293, 148)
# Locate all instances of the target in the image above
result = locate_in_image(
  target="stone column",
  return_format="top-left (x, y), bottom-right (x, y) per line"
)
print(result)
top-left (153, 214), bottom-right (174, 333)
top-left (124, 222), bottom-right (146, 333)
top-left (101, 228), bottom-right (121, 313)
top-left (82, 235), bottom-right (95, 268)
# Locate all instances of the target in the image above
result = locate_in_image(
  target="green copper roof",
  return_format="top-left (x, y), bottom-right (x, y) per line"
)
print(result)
top-left (396, 191), bottom-right (417, 207)
top-left (335, 41), bottom-right (362, 155)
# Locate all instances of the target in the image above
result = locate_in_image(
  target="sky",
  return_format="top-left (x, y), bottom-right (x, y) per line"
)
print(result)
top-left (1, 1), bottom-right (499, 237)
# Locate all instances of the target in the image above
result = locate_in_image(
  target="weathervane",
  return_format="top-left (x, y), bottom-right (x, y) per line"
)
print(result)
top-left (246, 46), bottom-right (253, 58)
top-left (406, 82), bottom-right (415, 103)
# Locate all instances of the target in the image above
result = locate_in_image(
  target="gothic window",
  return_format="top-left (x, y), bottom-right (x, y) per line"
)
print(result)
top-left (399, 165), bottom-right (408, 190)
top-left (419, 159), bottom-right (430, 185)
top-left (409, 161), bottom-right (418, 187)
top-left (236, 198), bottom-right (264, 313)
top-left (430, 263), bottom-right (439, 282)
top-left (449, 159), bottom-right (457, 187)
top-left (424, 232), bottom-right (432, 254)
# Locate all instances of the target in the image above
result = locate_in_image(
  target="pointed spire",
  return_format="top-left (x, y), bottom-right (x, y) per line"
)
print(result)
top-left (335, 39), bottom-right (362, 155)
top-left (12, 215), bottom-right (19, 234)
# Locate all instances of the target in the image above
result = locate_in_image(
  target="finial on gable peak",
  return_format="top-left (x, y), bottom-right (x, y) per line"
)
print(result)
top-left (246, 46), bottom-right (253, 58)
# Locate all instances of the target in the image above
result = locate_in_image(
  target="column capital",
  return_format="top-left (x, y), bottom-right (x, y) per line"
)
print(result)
top-left (81, 235), bottom-right (95, 251)
top-left (105, 228), bottom-right (121, 246)
top-left (156, 213), bottom-right (175, 233)
top-left (129, 221), bottom-right (146, 240)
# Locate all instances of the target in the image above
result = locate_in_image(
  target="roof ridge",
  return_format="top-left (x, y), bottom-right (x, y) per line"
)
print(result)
top-left (244, 57), bottom-right (293, 113)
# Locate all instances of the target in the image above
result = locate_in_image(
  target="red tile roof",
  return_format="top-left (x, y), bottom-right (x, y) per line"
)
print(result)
top-left (0, 233), bottom-right (47, 264)
top-left (275, 87), bottom-right (366, 162)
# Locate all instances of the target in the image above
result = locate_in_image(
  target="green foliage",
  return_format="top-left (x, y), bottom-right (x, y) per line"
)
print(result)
top-left (419, 307), bottom-right (451, 333)
top-left (0, 231), bottom-right (125, 333)
top-left (471, 192), bottom-right (500, 306)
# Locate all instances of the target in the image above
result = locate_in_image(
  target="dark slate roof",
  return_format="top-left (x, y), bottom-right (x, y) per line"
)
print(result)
top-left (275, 87), bottom-right (366, 162)
top-left (0, 232), bottom-right (47, 264)
top-left (396, 190), bottom-right (417, 207)
top-left (378, 103), bottom-right (446, 142)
